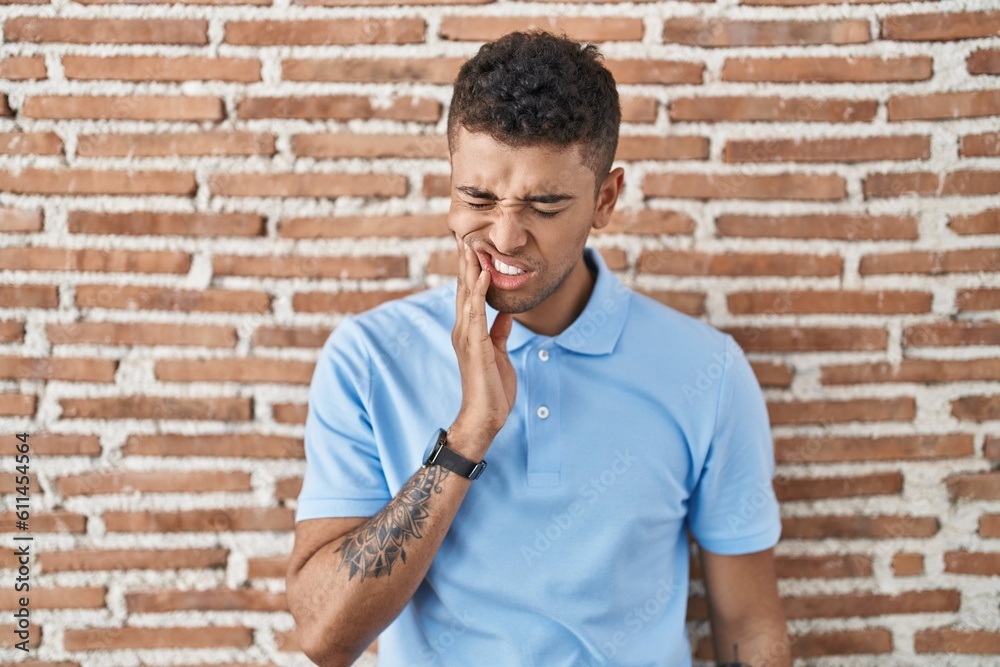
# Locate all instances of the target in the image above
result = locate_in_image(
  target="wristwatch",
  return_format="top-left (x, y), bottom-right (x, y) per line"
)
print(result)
top-left (422, 427), bottom-right (487, 480)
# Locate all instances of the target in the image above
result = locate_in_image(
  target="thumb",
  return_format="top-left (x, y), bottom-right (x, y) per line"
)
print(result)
top-left (489, 311), bottom-right (513, 352)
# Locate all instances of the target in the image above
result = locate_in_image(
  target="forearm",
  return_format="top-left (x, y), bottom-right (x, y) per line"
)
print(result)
top-left (289, 454), bottom-right (473, 666)
top-left (711, 615), bottom-right (792, 667)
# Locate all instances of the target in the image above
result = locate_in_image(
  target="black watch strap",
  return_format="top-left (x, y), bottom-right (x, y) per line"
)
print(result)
top-left (424, 428), bottom-right (487, 480)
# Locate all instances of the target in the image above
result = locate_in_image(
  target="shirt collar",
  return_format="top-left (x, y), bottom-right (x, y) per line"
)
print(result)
top-left (450, 246), bottom-right (631, 356)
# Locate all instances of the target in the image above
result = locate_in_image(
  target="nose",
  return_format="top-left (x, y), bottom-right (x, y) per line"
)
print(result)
top-left (488, 206), bottom-right (529, 256)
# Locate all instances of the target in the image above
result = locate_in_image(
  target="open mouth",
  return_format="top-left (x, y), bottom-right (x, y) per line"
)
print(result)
top-left (475, 249), bottom-right (534, 290)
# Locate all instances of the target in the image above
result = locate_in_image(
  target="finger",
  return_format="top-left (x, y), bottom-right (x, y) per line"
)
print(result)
top-left (467, 267), bottom-right (490, 344)
top-left (454, 234), bottom-right (465, 326)
top-left (460, 243), bottom-right (480, 339)
top-left (490, 311), bottom-right (513, 353)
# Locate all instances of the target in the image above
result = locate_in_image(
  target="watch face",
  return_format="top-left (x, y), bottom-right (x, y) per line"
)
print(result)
top-left (423, 428), bottom-right (445, 463)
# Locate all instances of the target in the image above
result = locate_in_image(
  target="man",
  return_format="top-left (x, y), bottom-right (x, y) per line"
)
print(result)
top-left (287, 30), bottom-right (790, 667)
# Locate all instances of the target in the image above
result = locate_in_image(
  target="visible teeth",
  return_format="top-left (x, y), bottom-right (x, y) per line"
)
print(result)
top-left (492, 256), bottom-right (526, 276)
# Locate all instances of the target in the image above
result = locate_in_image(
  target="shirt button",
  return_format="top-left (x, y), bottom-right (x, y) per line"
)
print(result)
top-left (536, 406), bottom-right (550, 419)
top-left (537, 349), bottom-right (550, 362)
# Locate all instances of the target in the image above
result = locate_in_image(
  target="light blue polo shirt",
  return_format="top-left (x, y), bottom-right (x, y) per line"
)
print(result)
top-left (296, 245), bottom-right (781, 667)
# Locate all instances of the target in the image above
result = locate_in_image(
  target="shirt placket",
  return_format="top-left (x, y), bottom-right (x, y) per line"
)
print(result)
top-left (524, 342), bottom-right (561, 487)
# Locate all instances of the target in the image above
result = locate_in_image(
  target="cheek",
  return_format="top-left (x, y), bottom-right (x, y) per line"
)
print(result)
top-left (447, 208), bottom-right (486, 238)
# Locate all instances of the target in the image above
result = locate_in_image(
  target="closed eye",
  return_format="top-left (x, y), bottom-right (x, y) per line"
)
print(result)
top-left (466, 202), bottom-right (560, 218)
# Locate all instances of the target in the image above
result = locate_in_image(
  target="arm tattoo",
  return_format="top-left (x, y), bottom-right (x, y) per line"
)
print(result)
top-left (333, 464), bottom-right (451, 581)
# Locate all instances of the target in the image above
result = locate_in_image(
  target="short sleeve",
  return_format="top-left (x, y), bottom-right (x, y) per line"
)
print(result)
top-left (687, 335), bottom-right (782, 555)
top-left (295, 315), bottom-right (392, 523)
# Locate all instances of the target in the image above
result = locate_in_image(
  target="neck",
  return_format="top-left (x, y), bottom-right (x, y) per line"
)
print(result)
top-left (513, 254), bottom-right (596, 337)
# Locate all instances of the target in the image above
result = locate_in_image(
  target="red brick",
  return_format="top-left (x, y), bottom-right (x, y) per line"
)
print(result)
top-left (725, 326), bottom-right (887, 352)
top-left (987, 437), bottom-right (1000, 460)
top-left (774, 554), bottom-right (872, 579)
top-left (0, 247), bottom-right (191, 273)
top-left (5, 18), bottom-right (207, 44)
top-left (22, 95), bottom-right (223, 121)
top-left (615, 136), bottom-right (711, 163)
top-left (950, 207), bottom-right (1000, 233)
top-left (952, 395), bottom-right (1000, 421)
top-left (944, 551), bottom-right (1000, 575)
top-left (717, 213), bottom-right (917, 240)
top-left (942, 170), bottom-right (1000, 196)
top-left (728, 289), bottom-right (929, 315)
top-left (597, 209), bottom-right (696, 236)
top-left (39, 548), bottom-right (228, 573)
top-left (663, 18), bottom-right (869, 46)
top-left (210, 172), bottom-right (407, 198)
top-left (0, 95), bottom-right (9, 117)
top-left (622, 96), bottom-right (658, 122)
top-left (59, 396), bottom-right (252, 421)
top-left (76, 285), bottom-right (270, 314)
top-left (883, 11), bottom-right (1000, 41)
top-left (0, 394), bottom-right (35, 416)
top-left (983, 515), bottom-right (1000, 537)
top-left (0, 356), bottom-right (116, 382)
top-left (63, 55), bottom-right (260, 81)
top-left (0, 284), bottom-right (58, 308)
top-left (904, 321), bottom-right (1000, 347)
top-left (155, 358), bottom-right (314, 384)
top-left (915, 628), bottom-right (1000, 654)
top-left (283, 57), bottom-right (463, 83)
top-left (68, 210), bottom-right (265, 236)
top-left (273, 403), bottom-right (307, 423)
top-left (237, 95), bottom-right (438, 122)
top-left (957, 288), bottom-right (1000, 311)
top-left (0, 168), bottom-right (195, 195)
top-left (0, 55), bottom-right (47, 79)
top-left (724, 135), bottom-right (929, 163)
top-left (248, 555), bottom-right (288, 579)
top-left (782, 515), bottom-right (939, 539)
top-left (606, 58), bottom-right (704, 84)
top-left (78, 132), bottom-right (274, 158)
top-left (891, 553), bottom-right (924, 576)
top-left (213, 253), bottom-right (406, 279)
top-left (103, 508), bottom-right (293, 532)
top-left (275, 477), bottom-right (301, 499)
top-left (225, 19), bottom-right (424, 45)
top-left (291, 133), bottom-right (447, 159)
top-left (0, 207), bottom-right (44, 231)
top-left (0, 132), bottom-right (62, 156)
top-left (776, 434), bottom-right (973, 464)
top-left (888, 90), bottom-right (1000, 121)
top-left (784, 589), bottom-right (956, 617)
top-left (440, 16), bottom-right (643, 42)
top-left (126, 588), bottom-right (286, 612)
top-left (639, 249), bottom-right (841, 276)
top-left (280, 213), bottom-right (447, 238)
top-left (292, 290), bottom-right (417, 314)
top-left (968, 48), bottom-right (1000, 75)
top-left (723, 56), bottom-right (931, 82)
top-left (670, 96), bottom-right (877, 123)
top-left (0, 432), bottom-right (101, 456)
top-left (767, 397), bottom-right (915, 425)
top-left (123, 434), bottom-right (303, 459)
top-left (947, 472), bottom-right (1000, 500)
top-left (960, 132), bottom-right (1000, 157)
top-left (822, 359), bottom-right (1000, 385)
top-left (63, 626), bottom-right (252, 650)
top-left (253, 326), bottom-right (331, 348)
top-left (59, 470), bottom-right (251, 496)
top-left (860, 249), bottom-right (1000, 275)
top-left (102, 310), bottom-right (226, 347)
top-left (863, 171), bottom-right (938, 197)
top-left (774, 472), bottom-right (902, 501)
top-left (644, 172), bottom-right (845, 200)
top-left (0, 510), bottom-right (85, 533)
top-left (0, 322), bottom-right (26, 344)
top-left (0, 587), bottom-right (104, 609)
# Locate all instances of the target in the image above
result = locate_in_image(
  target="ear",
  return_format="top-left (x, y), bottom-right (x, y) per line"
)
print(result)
top-left (592, 167), bottom-right (625, 232)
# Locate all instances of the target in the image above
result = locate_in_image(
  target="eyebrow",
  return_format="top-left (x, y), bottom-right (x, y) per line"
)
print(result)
top-left (456, 185), bottom-right (576, 205)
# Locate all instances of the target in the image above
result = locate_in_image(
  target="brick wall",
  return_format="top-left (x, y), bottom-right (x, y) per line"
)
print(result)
top-left (0, 0), bottom-right (998, 663)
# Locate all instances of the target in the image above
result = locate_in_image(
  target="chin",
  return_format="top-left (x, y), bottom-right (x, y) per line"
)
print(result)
top-left (485, 288), bottom-right (542, 315)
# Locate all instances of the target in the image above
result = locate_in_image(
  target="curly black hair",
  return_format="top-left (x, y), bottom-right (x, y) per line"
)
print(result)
top-left (447, 29), bottom-right (621, 202)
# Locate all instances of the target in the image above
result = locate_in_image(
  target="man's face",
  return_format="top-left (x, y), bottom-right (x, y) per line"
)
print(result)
top-left (448, 127), bottom-right (609, 314)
